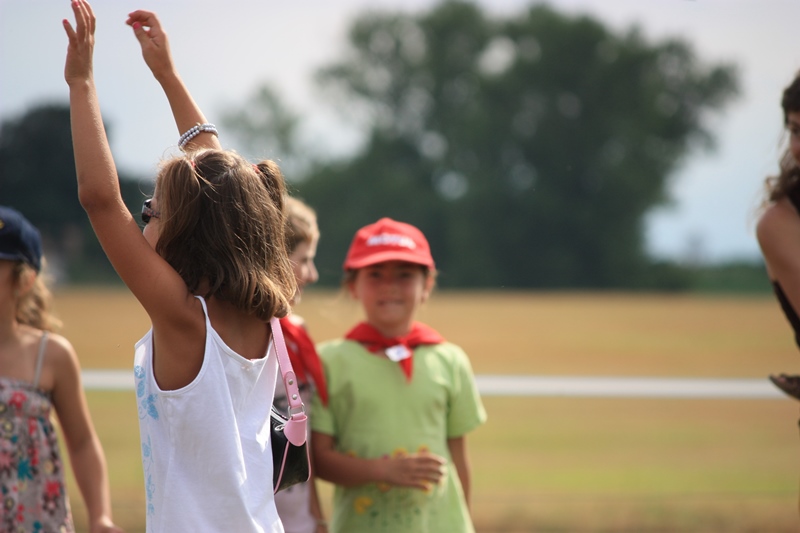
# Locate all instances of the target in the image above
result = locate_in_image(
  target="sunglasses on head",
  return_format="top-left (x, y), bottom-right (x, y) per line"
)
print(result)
top-left (141, 199), bottom-right (160, 225)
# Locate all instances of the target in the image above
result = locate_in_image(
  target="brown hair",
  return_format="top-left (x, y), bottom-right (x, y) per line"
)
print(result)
top-left (284, 196), bottom-right (319, 254)
top-left (764, 73), bottom-right (800, 202)
top-left (154, 149), bottom-right (297, 320)
top-left (14, 260), bottom-right (62, 332)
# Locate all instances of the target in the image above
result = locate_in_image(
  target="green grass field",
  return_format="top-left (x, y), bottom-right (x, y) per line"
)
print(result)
top-left (53, 288), bottom-right (800, 532)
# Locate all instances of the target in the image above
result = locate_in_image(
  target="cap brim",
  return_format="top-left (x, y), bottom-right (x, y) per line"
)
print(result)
top-left (0, 251), bottom-right (24, 263)
top-left (0, 251), bottom-right (40, 271)
top-left (344, 250), bottom-right (434, 270)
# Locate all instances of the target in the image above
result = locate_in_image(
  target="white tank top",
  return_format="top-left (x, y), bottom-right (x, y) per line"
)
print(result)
top-left (133, 296), bottom-right (283, 533)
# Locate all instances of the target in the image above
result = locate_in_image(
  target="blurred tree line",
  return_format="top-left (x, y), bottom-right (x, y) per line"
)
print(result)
top-left (0, 105), bottom-right (152, 283)
top-left (1, 1), bottom-right (768, 291)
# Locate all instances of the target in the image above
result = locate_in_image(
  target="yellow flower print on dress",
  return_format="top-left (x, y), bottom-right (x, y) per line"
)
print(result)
top-left (376, 447), bottom-right (409, 492)
top-left (353, 496), bottom-right (373, 515)
top-left (393, 447), bottom-right (409, 457)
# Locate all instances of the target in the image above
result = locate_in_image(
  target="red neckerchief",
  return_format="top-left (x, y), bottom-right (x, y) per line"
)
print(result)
top-left (279, 317), bottom-right (328, 406)
top-left (344, 321), bottom-right (445, 382)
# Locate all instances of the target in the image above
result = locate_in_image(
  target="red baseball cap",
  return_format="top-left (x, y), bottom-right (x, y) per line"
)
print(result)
top-left (343, 218), bottom-right (435, 270)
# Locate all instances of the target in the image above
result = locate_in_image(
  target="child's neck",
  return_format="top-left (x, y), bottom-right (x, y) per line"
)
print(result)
top-left (0, 317), bottom-right (22, 345)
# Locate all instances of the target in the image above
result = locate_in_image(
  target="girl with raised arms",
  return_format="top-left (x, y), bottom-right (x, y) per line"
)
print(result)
top-left (64, 2), bottom-right (296, 530)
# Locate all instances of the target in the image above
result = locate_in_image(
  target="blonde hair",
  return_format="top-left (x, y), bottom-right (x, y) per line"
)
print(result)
top-left (284, 196), bottom-right (319, 254)
top-left (154, 149), bottom-right (297, 321)
top-left (14, 260), bottom-right (62, 332)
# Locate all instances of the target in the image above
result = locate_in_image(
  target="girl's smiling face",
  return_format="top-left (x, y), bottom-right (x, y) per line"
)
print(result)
top-left (348, 260), bottom-right (433, 338)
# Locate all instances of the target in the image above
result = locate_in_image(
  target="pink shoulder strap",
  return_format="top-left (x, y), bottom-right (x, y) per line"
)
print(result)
top-left (270, 317), bottom-right (308, 446)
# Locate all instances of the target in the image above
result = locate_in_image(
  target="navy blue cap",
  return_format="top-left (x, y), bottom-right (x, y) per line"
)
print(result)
top-left (0, 206), bottom-right (42, 272)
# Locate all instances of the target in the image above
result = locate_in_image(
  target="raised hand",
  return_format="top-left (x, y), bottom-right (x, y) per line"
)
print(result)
top-left (63, 0), bottom-right (96, 86)
top-left (125, 10), bottom-right (175, 82)
top-left (124, 9), bottom-right (220, 151)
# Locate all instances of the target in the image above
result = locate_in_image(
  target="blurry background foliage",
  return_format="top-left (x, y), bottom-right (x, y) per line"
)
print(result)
top-left (0, 105), bottom-right (152, 283)
top-left (1, 1), bottom-right (768, 291)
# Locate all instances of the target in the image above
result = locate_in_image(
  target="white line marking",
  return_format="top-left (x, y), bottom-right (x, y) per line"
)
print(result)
top-left (474, 375), bottom-right (784, 399)
top-left (82, 371), bottom-right (785, 399)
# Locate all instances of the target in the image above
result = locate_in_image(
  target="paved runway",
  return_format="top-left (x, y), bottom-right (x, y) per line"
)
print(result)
top-left (82, 371), bottom-right (785, 399)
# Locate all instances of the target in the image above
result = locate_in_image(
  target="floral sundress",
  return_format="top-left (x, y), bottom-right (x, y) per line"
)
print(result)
top-left (0, 332), bottom-right (74, 533)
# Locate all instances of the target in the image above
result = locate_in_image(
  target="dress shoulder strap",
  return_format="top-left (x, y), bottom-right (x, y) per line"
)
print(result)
top-left (33, 331), bottom-right (49, 388)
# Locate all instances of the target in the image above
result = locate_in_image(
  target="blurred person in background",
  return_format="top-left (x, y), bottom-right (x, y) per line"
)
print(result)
top-left (273, 196), bottom-right (329, 533)
top-left (0, 205), bottom-right (123, 533)
top-left (757, 71), bottom-right (800, 400)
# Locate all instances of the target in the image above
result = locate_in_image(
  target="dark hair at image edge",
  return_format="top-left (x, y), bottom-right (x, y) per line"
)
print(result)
top-left (765, 73), bottom-right (800, 202)
top-left (154, 149), bottom-right (297, 320)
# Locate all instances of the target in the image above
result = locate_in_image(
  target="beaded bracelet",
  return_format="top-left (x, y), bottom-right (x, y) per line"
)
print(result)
top-left (178, 123), bottom-right (218, 150)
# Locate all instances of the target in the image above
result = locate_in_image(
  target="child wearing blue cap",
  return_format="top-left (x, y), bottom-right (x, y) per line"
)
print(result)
top-left (0, 206), bottom-right (123, 533)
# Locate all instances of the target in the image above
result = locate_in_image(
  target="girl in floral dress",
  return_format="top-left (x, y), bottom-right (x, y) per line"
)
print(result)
top-left (0, 206), bottom-right (122, 533)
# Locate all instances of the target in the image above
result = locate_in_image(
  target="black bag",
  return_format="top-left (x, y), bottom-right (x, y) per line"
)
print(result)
top-left (271, 405), bottom-right (310, 492)
top-left (269, 318), bottom-right (311, 493)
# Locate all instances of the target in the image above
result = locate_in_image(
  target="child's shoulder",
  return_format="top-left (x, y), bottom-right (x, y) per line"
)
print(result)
top-left (41, 332), bottom-right (79, 374)
top-left (16, 328), bottom-right (80, 392)
top-left (18, 326), bottom-right (74, 360)
top-left (422, 340), bottom-right (468, 357)
top-left (419, 341), bottom-right (479, 374)
top-left (42, 330), bottom-right (75, 351)
top-left (317, 337), bottom-right (359, 357)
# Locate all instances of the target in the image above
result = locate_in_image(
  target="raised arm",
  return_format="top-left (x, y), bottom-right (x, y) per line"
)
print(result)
top-left (63, 1), bottom-right (126, 222)
top-left (63, 1), bottom-right (198, 330)
top-left (126, 10), bottom-right (221, 152)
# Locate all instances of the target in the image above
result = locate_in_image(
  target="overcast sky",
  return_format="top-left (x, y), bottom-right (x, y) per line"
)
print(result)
top-left (2, 0), bottom-right (799, 262)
